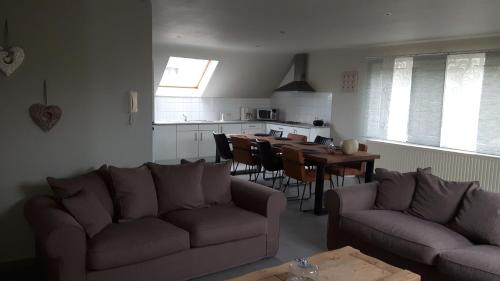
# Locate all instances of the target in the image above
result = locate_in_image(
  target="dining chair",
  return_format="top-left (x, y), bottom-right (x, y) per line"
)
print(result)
top-left (255, 140), bottom-right (283, 189)
top-left (314, 135), bottom-right (334, 145)
top-left (231, 136), bottom-right (261, 182)
top-left (269, 129), bottom-right (283, 137)
top-left (326, 143), bottom-right (368, 186)
top-left (287, 133), bottom-right (307, 142)
top-left (213, 133), bottom-right (236, 172)
top-left (281, 146), bottom-right (329, 211)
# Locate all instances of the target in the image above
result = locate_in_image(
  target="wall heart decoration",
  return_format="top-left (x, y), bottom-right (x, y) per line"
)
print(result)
top-left (29, 81), bottom-right (63, 132)
top-left (0, 46), bottom-right (25, 77)
top-left (1, 21), bottom-right (25, 77)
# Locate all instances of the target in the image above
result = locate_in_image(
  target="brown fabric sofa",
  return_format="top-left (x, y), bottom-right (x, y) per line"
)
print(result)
top-left (325, 182), bottom-right (500, 281)
top-left (25, 177), bottom-right (286, 281)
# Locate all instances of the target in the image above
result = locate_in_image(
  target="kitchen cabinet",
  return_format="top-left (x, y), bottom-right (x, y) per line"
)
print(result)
top-left (153, 125), bottom-right (177, 161)
top-left (198, 124), bottom-right (218, 158)
top-left (219, 123), bottom-right (242, 134)
top-left (242, 123), bottom-right (265, 134)
top-left (265, 123), bottom-right (330, 142)
top-left (176, 127), bottom-right (199, 159)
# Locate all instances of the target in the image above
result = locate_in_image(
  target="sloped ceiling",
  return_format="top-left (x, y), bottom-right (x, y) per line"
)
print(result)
top-left (153, 44), bottom-right (294, 98)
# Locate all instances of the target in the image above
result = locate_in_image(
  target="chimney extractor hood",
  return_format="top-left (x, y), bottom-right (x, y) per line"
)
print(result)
top-left (275, 54), bottom-right (315, 92)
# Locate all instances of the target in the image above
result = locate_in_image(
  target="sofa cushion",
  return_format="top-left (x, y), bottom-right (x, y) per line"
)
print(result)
top-left (47, 165), bottom-right (114, 218)
top-left (408, 170), bottom-right (478, 224)
top-left (451, 189), bottom-right (500, 246)
top-left (341, 210), bottom-right (472, 265)
top-left (438, 245), bottom-right (500, 281)
top-left (109, 165), bottom-right (158, 221)
top-left (62, 188), bottom-right (112, 238)
top-left (148, 161), bottom-right (205, 214)
top-left (87, 217), bottom-right (189, 270)
top-left (163, 205), bottom-right (267, 247)
top-left (374, 167), bottom-right (431, 211)
top-left (181, 159), bottom-right (232, 205)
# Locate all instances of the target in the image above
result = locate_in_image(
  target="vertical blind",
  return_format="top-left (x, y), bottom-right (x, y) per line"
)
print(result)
top-left (363, 51), bottom-right (500, 156)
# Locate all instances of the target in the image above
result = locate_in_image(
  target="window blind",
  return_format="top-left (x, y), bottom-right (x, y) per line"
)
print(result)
top-left (407, 55), bottom-right (446, 146)
top-left (477, 52), bottom-right (500, 155)
top-left (364, 58), bottom-right (394, 140)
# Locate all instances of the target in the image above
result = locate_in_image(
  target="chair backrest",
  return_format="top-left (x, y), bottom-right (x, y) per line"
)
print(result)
top-left (346, 143), bottom-right (368, 171)
top-left (281, 146), bottom-right (307, 181)
top-left (231, 136), bottom-right (258, 165)
top-left (314, 135), bottom-right (333, 145)
top-left (255, 140), bottom-right (282, 171)
top-left (213, 133), bottom-right (233, 160)
top-left (287, 133), bottom-right (307, 142)
top-left (269, 129), bottom-right (283, 137)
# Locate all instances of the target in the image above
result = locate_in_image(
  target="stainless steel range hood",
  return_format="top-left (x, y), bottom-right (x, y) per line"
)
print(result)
top-left (275, 54), bottom-right (315, 92)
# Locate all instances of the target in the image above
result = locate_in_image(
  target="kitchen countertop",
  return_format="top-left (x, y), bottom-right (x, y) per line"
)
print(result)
top-left (153, 120), bottom-right (330, 129)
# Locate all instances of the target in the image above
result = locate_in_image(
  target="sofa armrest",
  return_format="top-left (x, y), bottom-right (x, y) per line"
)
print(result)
top-left (230, 177), bottom-right (286, 257)
top-left (324, 182), bottom-right (378, 250)
top-left (25, 196), bottom-right (86, 281)
top-left (231, 177), bottom-right (286, 217)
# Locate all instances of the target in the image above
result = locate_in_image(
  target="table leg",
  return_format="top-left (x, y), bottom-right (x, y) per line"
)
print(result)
top-left (314, 162), bottom-right (327, 215)
top-left (215, 146), bottom-right (221, 163)
top-left (365, 160), bottom-right (375, 182)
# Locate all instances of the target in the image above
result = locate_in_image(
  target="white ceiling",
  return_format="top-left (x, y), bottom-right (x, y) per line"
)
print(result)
top-left (152, 0), bottom-right (500, 52)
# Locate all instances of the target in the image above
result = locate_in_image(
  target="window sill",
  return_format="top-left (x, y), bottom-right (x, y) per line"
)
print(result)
top-left (366, 138), bottom-right (500, 160)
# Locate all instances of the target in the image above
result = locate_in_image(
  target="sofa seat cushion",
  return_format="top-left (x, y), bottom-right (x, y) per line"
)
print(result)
top-left (341, 210), bottom-right (472, 265)
top-left (163, 205), bottom-right (267, 247)
top-left (87, 217), bottom-right (189, 270)
top-left (438, 245), bottom-right (500, 281)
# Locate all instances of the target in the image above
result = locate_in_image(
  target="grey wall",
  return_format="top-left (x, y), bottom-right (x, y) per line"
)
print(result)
top-left (0, 0), bottom-right (153, 262)
top-left (153, 44), bottom-right (293, 98)
top-left (307, 36), bottom-right (500, 142)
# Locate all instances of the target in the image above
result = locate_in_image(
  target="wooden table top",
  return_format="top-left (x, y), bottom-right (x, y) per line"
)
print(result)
top-left (228, 246), bottom-right (420, 281)
top-left (229, 134), bottom-right (380, 165)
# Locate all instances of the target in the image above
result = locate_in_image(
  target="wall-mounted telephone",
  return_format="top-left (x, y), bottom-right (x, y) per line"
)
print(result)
top-left (129, 91), bottom-right (138, 125)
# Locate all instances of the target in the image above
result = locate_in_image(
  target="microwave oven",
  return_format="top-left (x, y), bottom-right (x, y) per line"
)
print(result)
top-left (256, 109), bottom-right (278, 120)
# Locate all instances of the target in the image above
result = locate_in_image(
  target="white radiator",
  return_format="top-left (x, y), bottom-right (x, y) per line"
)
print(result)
top-left (367, 140), bottom-right (500, 193)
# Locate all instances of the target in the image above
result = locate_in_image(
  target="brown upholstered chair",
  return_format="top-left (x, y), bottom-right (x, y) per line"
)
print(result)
top-left (231, 136), bottom-right (261, 181)
top-left (287, 133), bottom-right (307, 142)
top-left (326, 143), bottom-right (367, 186)
top-left (281, 146), bottom-right (329, 211)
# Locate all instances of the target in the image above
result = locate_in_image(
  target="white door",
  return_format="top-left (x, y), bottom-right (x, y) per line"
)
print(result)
top-left (176, 131), bottom-right (199, 159)
top-left (198, 130), bottom-right (216, 158)
top-left (153, 125), bottom-right (177, 161)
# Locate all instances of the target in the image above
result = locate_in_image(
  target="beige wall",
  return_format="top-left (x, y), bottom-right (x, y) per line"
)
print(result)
top-left (0, 0), bottom-right (153, 262)
top-left (153, 44), bottom-right (293, 98)
top-left (308, 36), bottom-right (500, 142)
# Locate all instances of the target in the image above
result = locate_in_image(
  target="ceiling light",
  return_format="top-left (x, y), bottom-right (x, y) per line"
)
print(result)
top-left (385, 12), bottom-right (393, 16)
top-left (279, 30), bottom-right (286, 35)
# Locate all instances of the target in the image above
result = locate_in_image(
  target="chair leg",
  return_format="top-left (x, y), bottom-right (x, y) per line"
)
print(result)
top-left (271, 171), bottom-right (276, 188)
top-left (336, 175), bottom-right (339, 186)
top-left (299, 182), bottom-right (307, 211)
top-left (329, 176), bottom-right (334, 189)
top-left (357, 176), bottom-right (362, 184)
top-left (341, 168), bottom-right (345, 186)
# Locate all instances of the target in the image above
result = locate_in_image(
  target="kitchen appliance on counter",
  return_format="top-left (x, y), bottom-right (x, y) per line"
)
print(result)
top-left (240, 107), bottom-right (254, 121)
top-left (256, 108), bottom-right (278, 121)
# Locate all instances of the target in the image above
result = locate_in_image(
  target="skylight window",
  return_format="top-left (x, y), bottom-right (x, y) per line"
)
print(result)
top-left (156, 56), bottom-right (218, 97)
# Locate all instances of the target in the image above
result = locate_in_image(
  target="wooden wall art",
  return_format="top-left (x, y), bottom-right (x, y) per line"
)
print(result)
top-left (29, 81), bottom-right (62, 132)
top-left (0, 21), bottom-right (25, 77)
top-left (341, 71), bottom-right (358, 93)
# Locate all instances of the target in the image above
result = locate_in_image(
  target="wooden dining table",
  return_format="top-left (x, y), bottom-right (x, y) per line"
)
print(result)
top-left (215, 133), bottom-right (380, 215)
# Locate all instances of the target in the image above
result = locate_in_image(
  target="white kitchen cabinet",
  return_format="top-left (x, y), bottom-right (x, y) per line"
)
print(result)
top-left (219, 123), bottom-right (242, 134)
top-left (176, 130), bottom-right (199, 159)
top-left (153, 125), bottom-right (177, 162)
top-left (309, 127), bottom-right (331, 142)
top-left (242, 123), bottom-right (265, 134)
top-left (198, 130), bottom-right (217, 158)
top-left (265, 123), bottom-right (331, 141)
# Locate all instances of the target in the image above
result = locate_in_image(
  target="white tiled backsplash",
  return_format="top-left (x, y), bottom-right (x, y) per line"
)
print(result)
top-left (271, 92), bottom-right (332, 124)
top-left (155, 92), bottom-right (332, 124)
top-left (155, 97), bottom-right (271, 122)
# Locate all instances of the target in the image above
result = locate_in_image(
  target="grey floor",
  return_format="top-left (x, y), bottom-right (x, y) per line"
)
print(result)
top-left (193, 174), bottom-right (360, 281)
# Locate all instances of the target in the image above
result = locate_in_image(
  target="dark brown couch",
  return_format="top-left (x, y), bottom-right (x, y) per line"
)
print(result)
top-left (25, 177), bottom-right (286, 281)
top-left (325, 182), bottom-right (500, 281)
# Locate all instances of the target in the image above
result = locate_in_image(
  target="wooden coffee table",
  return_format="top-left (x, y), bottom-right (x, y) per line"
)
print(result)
top-left (228, 247), bottom-right (420, 281)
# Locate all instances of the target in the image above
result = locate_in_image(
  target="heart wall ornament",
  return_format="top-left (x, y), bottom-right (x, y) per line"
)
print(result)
top-left (29, 81), bottom-right (63, 132)
top-left (0, 46), bottom-right (25, 77)
top-left (0, 21), bottom-right (25, 77)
